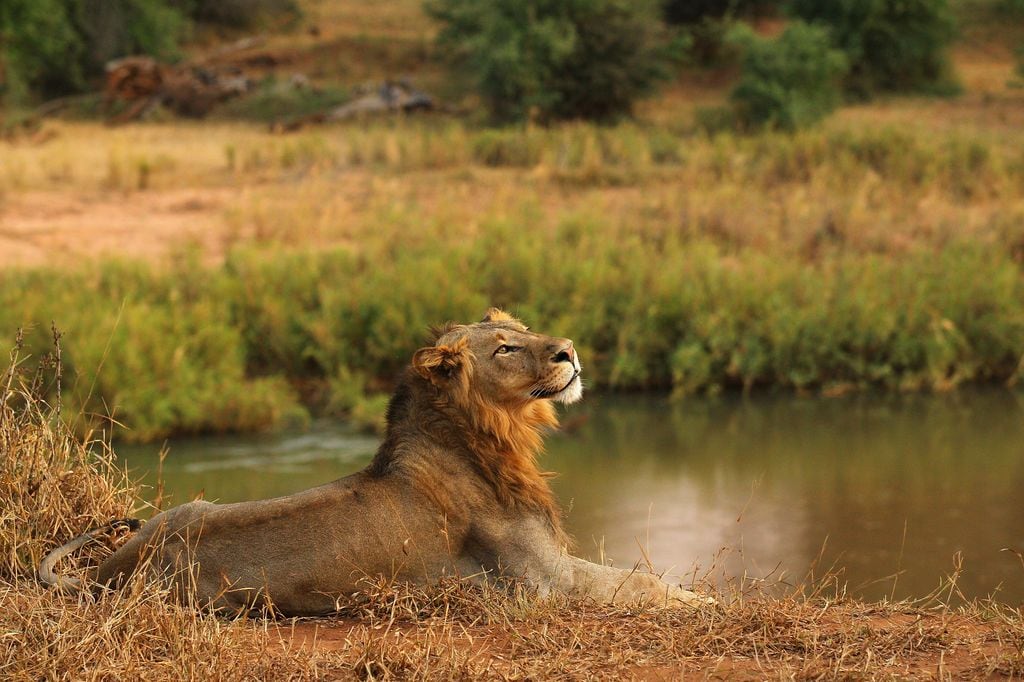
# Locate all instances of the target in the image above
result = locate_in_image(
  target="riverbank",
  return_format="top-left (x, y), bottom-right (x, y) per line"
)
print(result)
top-left (9, 577), bottom-right (1023, 680)
top-left (3, 119), bottom-right (1024, 441)
top-left (3, 232), bottom-right (1024, 442)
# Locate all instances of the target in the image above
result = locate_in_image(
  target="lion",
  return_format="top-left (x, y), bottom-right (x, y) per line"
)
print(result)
top-left (39, 309), bottom-right (709, 614)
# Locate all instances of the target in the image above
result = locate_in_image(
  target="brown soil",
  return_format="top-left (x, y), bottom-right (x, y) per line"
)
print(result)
top-left (273, 606), bottom-right (1022, 680)
top-left (0, 188), bottom-right (233, 268)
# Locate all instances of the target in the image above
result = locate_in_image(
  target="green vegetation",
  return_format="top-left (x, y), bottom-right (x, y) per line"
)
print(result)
top-left (174, 0), bottom-right (302, 28)
top-left (213, 79), bottom-right (349, 123)
top-left (426, 0), bottom-right (682, 122)
top-left (727, 22), bottom-right (848, 131)
top-left (788, 0), bottom-right (958, 98)
top-left (0, 0), bottom-right (183, 104)
top-left (0, 0), bottom-right (300, 107)
top-left (2, 122), bottom-right (1024, 441)
top-left (661, 0), bottom-right (778, 67)
top-left (661, 0), bottom-right (779, 25)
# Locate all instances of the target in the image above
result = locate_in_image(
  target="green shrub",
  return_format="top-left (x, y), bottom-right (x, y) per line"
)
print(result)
top-left (661, 0), bottom-right (778, 24)
top-left (0, 0), bottom-right (184, 104)
top-left (787, 0), bottom-right (957, 97)
top-left (0, 261), bottom-right (306, 442)
top-left (3, 230), bottom-right (1024, 440)
top-left (0, 0), bottom-right (299, 105)
top-left (997, 0), bottom-right (1024, 16)
top-left (426, 0), bottom-right (683, 123)
top-left (661, 1), bottom-right (786, 67)
top-left (170, 0), bottom-right (301, 28)
top-left (1, 0), bottom-right (88, 103)
top-left (728, 22), bottom-right (847, 131)
top-left (214, 79), bottom-right (348, 123)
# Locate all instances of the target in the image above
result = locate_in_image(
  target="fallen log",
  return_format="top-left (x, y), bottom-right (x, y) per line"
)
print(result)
top-left (103, 56), bottom-right (253, 124)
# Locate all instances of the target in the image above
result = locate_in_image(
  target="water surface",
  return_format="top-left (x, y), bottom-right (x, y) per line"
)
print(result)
top-left (119, 390), bottom-right (1024, 603)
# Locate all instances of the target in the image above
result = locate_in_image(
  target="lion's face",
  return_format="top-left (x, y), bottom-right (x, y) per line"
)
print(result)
top-left (412, 308), bottom-right (583, 407)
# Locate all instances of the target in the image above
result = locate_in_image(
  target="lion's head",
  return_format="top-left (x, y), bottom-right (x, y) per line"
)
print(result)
top-left (397, 308), bottom-right (582, 531)
top-left (411, 307), bottom-right (583, 408)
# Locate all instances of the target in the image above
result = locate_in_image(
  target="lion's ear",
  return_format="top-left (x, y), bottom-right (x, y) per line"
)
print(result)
top-left (412, 337), bottom-right (469, 385)
top-left (481, 307), bottom-right (513, 323)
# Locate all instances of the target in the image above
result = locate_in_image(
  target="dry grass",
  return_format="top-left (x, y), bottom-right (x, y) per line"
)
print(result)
top-left (3, 347), bottom-right (1024, 680)
top-left (0, 330), bottom-right (138, 582)
top-left (2, 28), bottom-right (1023, 269)
top-left (4, 112), bottom-right (1024, 270)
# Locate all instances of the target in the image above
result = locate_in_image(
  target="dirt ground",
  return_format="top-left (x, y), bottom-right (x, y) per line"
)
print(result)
top-left (0, 187), bottom-right (233, 267)
top-left (272, 606), bottom-right (1021, 680)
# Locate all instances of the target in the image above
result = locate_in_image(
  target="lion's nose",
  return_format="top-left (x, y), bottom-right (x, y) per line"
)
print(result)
top-left (552, 340), bottom-right (575, 365)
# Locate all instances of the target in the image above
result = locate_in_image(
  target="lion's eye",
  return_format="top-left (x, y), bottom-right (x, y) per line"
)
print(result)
top-left (494, 345), bottom-right (519, 355)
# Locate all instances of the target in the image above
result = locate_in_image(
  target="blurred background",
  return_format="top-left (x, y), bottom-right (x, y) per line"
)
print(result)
top-left (2, 0), bottom-right (1023, 602)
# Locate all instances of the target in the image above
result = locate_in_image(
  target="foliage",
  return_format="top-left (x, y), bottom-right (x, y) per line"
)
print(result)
top-left (213, 78), bottom-right (348, 123)
top-left (170, 0), bottom-right (301, 29)
top-left (0, 0), bottom-right (300, 105)
top-left (661, 0), bottom-right (781, 66)
top-left (426, 0), bottom-right (683, 123)
top-left (787, 0), bottom-right (958, 97)
top-left (996, 0), bottom-right (1024, 16)
top-left (0, 260), bottom-right (306, 442)
top-left (0, 0), bottom-right (184, 105)
top-left (0, 0), bottom-right (85, 104)
top-left (2, 226), bottom-right (1023, 440)
top-left (661, 0), bottom-right (777, 25)
top-left (728, 22), bottom-right (847, 131)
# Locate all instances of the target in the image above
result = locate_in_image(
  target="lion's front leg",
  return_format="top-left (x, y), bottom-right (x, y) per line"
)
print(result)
top-left (481, 517), bottom-right (711, 606)
top-left (543, 554), bottom-right (710, 606)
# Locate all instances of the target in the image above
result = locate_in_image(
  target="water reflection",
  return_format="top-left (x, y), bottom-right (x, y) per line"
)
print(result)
top-left (119, 389), bottom-right (1024, 603)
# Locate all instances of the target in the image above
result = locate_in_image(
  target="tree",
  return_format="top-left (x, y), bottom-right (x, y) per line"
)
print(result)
top-left (169, 0), bottom-right (301, 29)
top-left (0, 0), bottom-right (299, 106)
top-left (729, 21), bottom-right (848, 131)
top-left (787, 0), bottom-right (957, 97)
top-left (426, 0), bottom-right (683, 123)
top-left (661, 0), bottom-right (777, 25)
top-left (0, 0), bottom-right (183, 104)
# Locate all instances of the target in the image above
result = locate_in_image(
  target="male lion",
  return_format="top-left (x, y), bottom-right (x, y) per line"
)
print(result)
top-left (40, 309), bottom-right (708, 614)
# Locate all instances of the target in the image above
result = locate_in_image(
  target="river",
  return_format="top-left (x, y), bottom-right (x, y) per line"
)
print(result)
top-left (118, 389), bottom-right (1024, 603)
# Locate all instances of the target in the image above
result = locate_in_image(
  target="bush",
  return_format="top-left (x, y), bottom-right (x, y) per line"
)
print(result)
top-left (661, 0), bottom-right (781, 67)
top-left (787, 0), bottom-right (957, 97)
top-left (170, 0), bottom-right (301, 29)
top-left (997, 0), bottom-right (1024, 16)
top-left (0, 0), bottom-right (300, 105)
top-left (0, 0), bottom-right (87, 103)
top-left (214, 78), bottom-right (348, 123)
top-left (662, 0), bottom-right (777, 25)
top-left (0, 0), bottom-right (183, 104)
top-left (728, 22), bottom-right (847, 131)
top-left (426, 0), bottom-right (683, 123)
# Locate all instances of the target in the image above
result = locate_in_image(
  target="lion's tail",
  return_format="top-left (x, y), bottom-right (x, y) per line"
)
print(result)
top-left (37, 518), bottom-right (143, 591)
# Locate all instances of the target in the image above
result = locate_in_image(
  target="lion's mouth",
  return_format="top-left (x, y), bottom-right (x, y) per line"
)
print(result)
top-left (556, 370), bottom-right (581, 394)
top-left (531, 370), bottom-right (581, 399)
